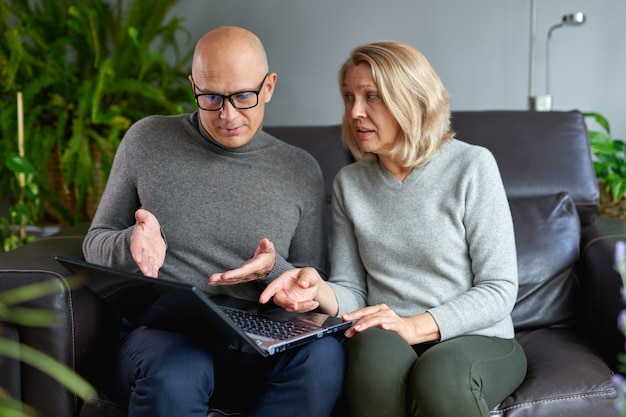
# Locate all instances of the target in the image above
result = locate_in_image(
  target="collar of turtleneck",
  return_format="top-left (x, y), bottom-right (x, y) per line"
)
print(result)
top-left (194, 111), bottom-right (268, 154)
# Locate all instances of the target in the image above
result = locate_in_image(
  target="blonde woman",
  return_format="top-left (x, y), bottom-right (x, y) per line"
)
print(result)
top-left (261, 41), bottom-right (527, 417)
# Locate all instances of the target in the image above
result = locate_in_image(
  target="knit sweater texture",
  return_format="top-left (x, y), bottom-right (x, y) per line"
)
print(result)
top-left (328, 139), bottom-right (517, 341)
top-left (83, 112), bottom-right (327, 301)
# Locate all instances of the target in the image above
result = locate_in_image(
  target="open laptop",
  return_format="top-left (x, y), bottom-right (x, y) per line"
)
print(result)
top-left (55, 256), bottom-right (354, 357)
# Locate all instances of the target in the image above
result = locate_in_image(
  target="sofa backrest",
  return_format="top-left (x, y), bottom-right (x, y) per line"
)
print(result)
top-left (264, 125), bottom-right (352, 243)
top-left (450, 110), bottom-right (599, 226)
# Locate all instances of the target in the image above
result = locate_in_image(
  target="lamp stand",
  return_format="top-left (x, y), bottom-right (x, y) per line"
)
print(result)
top-left (529, 95), bottom-right (552, 112)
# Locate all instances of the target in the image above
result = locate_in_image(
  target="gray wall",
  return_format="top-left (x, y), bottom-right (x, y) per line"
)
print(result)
top-left (172, 0), bottom-right (625, 139)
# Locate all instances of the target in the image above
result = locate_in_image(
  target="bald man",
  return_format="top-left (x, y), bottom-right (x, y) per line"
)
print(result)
top-left (83, 26), bottom-right (344, 417)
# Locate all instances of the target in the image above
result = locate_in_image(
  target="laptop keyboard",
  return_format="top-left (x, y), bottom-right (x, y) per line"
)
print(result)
top-left (220, 307), bottom-right (320, 340)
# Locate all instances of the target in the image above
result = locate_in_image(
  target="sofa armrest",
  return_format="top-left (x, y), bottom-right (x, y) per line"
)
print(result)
top-left (0, 224), bottom-right (120, 417)
top-left (579, 218), bottom-right (626, 371)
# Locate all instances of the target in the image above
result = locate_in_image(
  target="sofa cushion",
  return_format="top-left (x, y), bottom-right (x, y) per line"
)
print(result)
top-left (508, 193), bottom-right (581, 330)
top-left (493, 328), bottom-right (616, 417)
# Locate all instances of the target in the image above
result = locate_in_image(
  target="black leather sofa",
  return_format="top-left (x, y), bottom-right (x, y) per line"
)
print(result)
top-left (0, 110), bottom-right (622, 417)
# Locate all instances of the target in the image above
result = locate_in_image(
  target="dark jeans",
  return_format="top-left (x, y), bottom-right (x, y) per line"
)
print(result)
top-left (345, 327), bottom-right (527, 417)
top-left (113, 325), bottom-right (345, 417)
top-left (116, 326), bottom-right (344, 417)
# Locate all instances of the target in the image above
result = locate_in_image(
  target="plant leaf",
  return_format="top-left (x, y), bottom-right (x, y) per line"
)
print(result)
top-left (0, 391), bottom-right (38, 417)
top-left (5, 155), bottom-right (37, 176)
top-left (0, 278), bottom-right (81, 306)
top-left (0, 338), bottom-right (96, 402)
top-left (0, 303), bottom-right (60, 326)
top-left (584, 111), bottom-right (611, 135)
top-left (613, 179), bottom-right (626, 202)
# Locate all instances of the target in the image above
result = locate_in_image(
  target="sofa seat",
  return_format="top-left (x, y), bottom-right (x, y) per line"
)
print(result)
top-left (493, 328), bottom-right (616, 416)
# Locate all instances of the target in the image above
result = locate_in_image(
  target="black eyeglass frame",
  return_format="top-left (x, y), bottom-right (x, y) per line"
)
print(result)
top-left (193, 73), bottom-right (269, 111)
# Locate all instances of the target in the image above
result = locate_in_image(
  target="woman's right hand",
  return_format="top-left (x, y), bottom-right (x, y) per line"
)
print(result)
top-left (259, 267), bottom-right (324, 312)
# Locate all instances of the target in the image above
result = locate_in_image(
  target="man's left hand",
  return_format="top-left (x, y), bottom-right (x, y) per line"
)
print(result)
top-left (208, 238), bottom-right (276, 285)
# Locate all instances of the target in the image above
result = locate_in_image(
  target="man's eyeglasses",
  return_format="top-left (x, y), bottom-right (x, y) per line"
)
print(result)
top-left (193, 73), bottom-right (269, 111)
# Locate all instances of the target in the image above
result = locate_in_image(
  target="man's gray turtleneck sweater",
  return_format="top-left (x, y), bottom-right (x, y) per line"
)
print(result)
top-left (83, 112), bottom-right (327, 301)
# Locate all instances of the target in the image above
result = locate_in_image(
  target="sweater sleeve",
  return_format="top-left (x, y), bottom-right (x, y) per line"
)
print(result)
top-left (427, 150), bottom-right (518, 341)
top-left (327, 174), bottom-right (369, 316)
top-left (82, 127), bottom-right (142, 271)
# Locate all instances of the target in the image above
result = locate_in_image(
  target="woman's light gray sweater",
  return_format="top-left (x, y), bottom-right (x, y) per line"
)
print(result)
top-left (83, 112), bottom-right (327, 301)
top-left (328, 139), bottom-right (517, 341)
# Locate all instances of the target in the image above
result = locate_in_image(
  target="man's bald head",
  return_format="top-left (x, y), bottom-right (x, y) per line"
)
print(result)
top-left (192, 26), bottom-right (268, 79)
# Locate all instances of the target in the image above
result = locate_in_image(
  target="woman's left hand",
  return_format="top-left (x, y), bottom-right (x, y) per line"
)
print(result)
top-left (343, 304), bottom-right (441, 345)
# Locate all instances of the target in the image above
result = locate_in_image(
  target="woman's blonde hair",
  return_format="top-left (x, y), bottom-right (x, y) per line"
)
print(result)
top-left (338, 41), bottom-right (455, 168)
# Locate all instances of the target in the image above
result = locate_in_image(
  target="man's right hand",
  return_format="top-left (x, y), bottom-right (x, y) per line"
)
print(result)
top-left (130, 209), bottom-right (166, 278)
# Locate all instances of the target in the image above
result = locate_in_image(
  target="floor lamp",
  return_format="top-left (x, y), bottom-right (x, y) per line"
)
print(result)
top-left (528, 1), bottom-right (586, 111)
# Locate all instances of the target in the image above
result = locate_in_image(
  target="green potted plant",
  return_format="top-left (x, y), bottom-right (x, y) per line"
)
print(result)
top-left (0, 0), bottom-right (195, 247)
top-left (585, 112), bottom-right (626, 218)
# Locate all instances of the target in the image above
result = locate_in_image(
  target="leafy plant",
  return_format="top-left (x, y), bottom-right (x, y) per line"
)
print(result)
top-left (0, 279), bottom-right (96, 417)
top-left (585, 112), bottom-right (626, 202)
top-left (1, 93), bottom-right (42, 251)
top-left (1, 152), bottom-right (41, 251)
top-left (0, 0), bottom-right (194, 236)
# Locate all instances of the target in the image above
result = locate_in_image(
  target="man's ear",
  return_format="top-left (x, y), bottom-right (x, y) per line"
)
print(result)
top-left (263, 72), bottom-right (278, 103)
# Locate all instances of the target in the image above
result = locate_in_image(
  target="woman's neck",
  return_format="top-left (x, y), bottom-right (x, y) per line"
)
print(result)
top-left (379, 155), bottom-right (413, 182)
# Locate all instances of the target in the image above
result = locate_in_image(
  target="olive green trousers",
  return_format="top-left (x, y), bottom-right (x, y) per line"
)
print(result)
top-left (344, 327), bottom-right (527, 417)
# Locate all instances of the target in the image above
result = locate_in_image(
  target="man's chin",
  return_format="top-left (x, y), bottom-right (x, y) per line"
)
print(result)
top-left (213, 129), bottom-right (253, 148)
